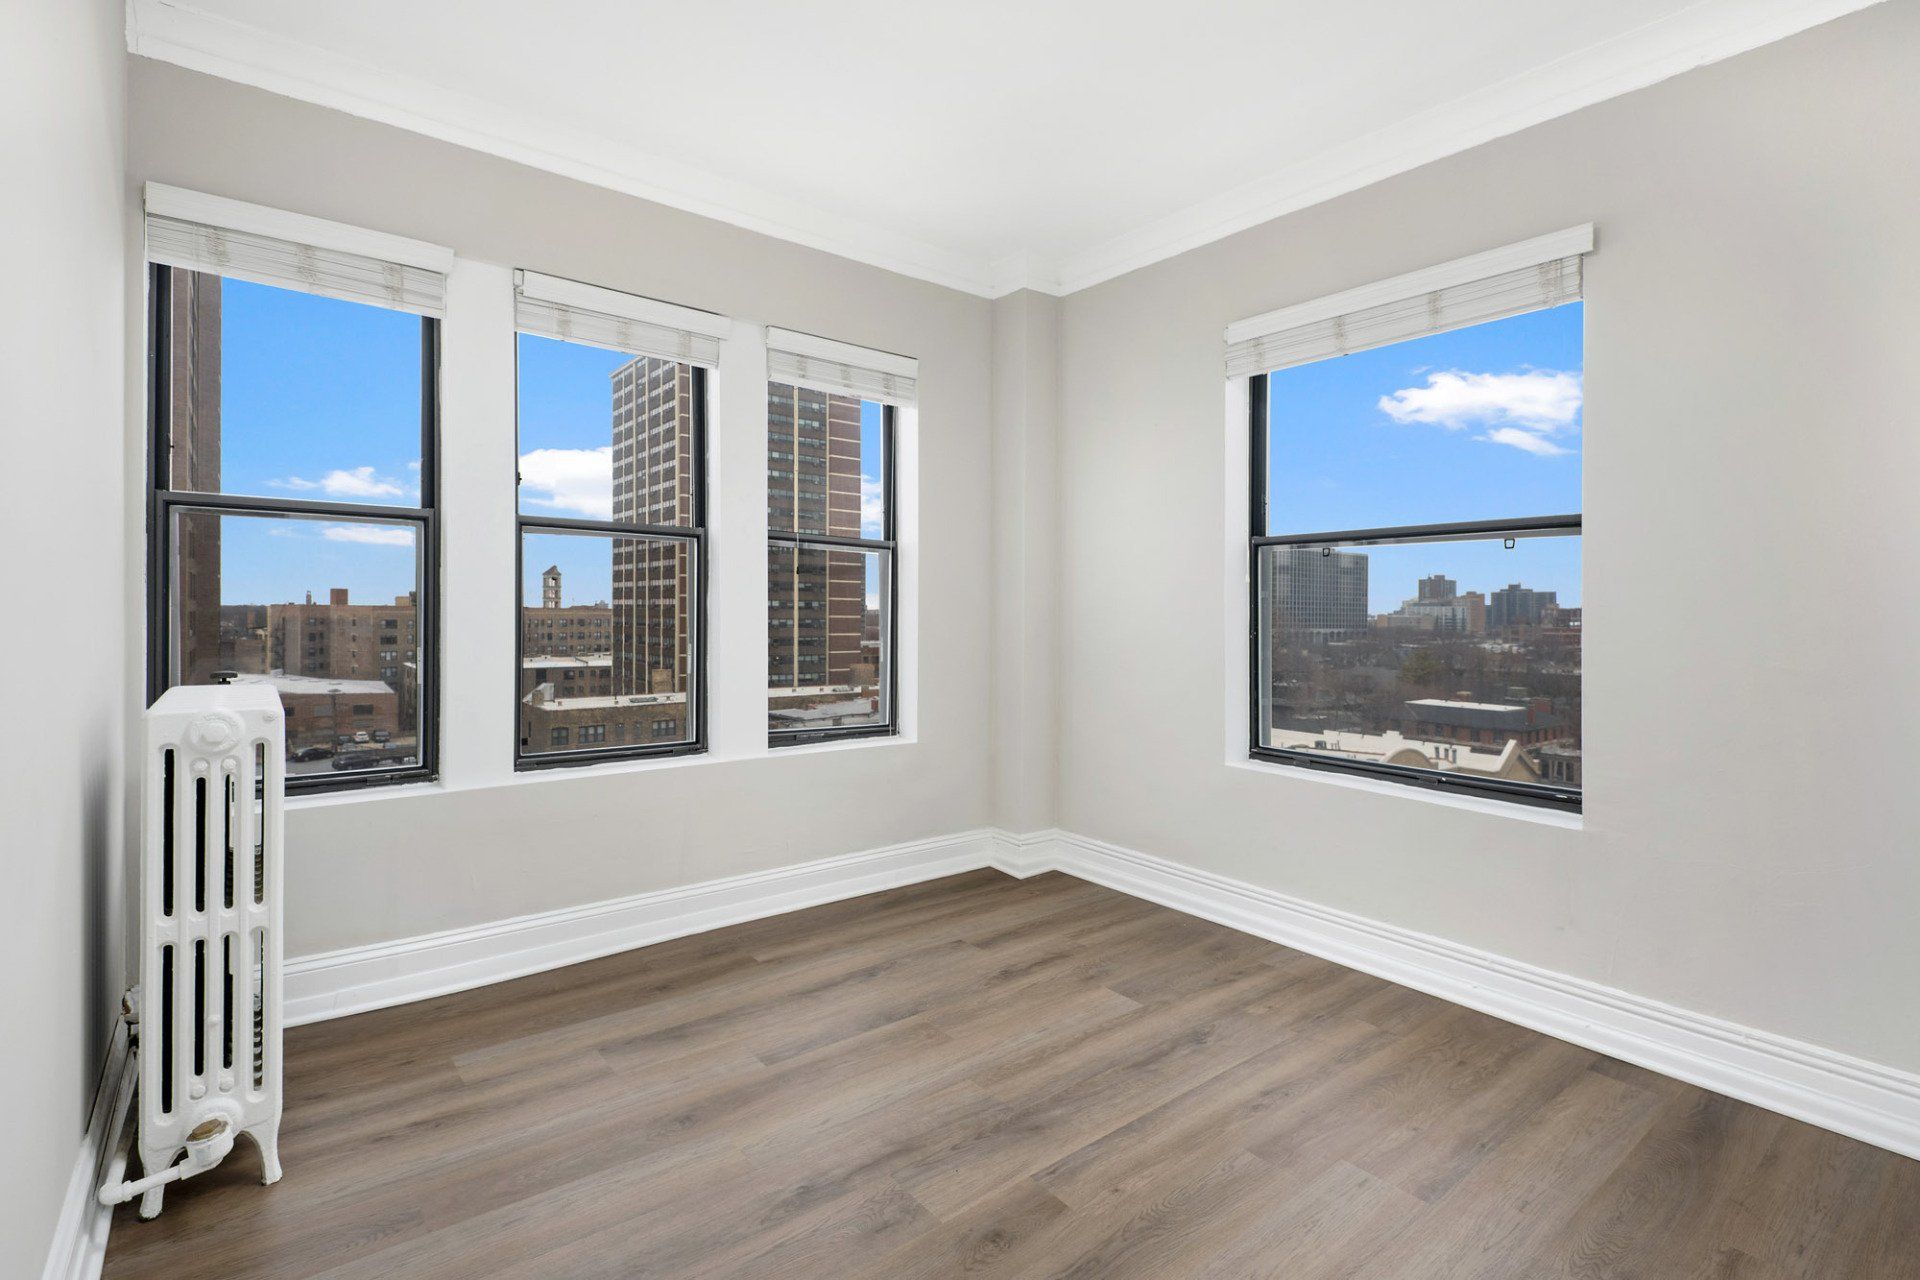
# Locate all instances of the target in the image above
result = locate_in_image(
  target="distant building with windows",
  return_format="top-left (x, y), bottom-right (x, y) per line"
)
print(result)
top-left (171, 271), bottom-right (223, 686)
top-left (230, 671), bottom-right (398, 753)
top-left (263, 588), bottom-right (419, 735)
top-left (1265, 545), bottom-right (1368, 639)
top-left (1397, 697), bottom-right (1565, 749)
top-left (522, 567), bottom-right (612, 657)
top-left (610, 357), bottom-right (699, 710)
top-left (1489, 582), bottom-right (1559, 629)
top-left (1379, 574), bottom-right (1486, 633)
top-left (766, 382), bottom-right (872, 690)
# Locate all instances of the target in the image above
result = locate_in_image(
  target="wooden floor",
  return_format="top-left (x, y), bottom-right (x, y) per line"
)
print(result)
top-left (104, 870), bottom-right (1918, 1279)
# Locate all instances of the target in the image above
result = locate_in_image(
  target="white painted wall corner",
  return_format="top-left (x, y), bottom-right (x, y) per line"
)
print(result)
top-left (42, 1022), bottom-right (134, 1280)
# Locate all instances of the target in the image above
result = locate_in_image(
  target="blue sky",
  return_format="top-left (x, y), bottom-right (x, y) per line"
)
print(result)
top-left (1265, 302), bottom-right (1582, 612)
top-left (213, 280), bottom-right (421, 604)
top-left (209, 285), bottom-right (888, 607)
top-left (210, 276), bottom-right (1561, 618)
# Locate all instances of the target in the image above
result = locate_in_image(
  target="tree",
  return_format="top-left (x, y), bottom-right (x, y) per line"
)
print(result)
top-left (1400, 649), bottom-right (1444, 688)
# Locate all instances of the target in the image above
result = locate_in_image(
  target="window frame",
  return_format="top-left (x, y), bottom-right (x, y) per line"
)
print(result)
top-left (511, 349), bottom-right (710, 772)
top-left (1247, 364), bottom-right (1583, 813)
top-left (144, 263), bottom-right (442, 795)
top-left (767, 397), bottom-right (899, 748)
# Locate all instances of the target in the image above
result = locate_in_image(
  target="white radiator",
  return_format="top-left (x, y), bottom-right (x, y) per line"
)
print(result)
top-left (121, 684), bottom-right (286, 1218)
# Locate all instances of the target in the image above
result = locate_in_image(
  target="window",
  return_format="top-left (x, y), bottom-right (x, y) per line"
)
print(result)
top-left (144, 187), bottom-right (446, 792)
top-left (1239, 228), bottom-right (1590, 810)
top-left (513, 271), bottom-right (726, 768)
top-left (765, 328), bottom-right (912, 744)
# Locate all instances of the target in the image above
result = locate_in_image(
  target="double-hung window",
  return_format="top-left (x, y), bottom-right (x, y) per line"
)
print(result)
top-left (765, 329), bottom-right (915, 745)
top-left (143, 185), bottom-right (449, 793)
top-left (513, 271), bottom-right (728, 768)
top-left (1235, 228), bottom-right (1592, 810)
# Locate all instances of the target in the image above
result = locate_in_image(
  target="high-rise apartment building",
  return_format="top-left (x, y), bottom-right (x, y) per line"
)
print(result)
top-left (170, 271), bottom-right (223, 684)
top-left (1489, 582), bottom-right (1559, 630)
top-left (766, 383), bottom-right (869, 690)
top-left (1265, 545), bottom-right (1369, 639)
top-left (610, 357), bottom-right (699, 707)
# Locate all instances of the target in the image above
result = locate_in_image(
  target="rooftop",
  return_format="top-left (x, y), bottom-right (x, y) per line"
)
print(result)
top-left (231, 671), bottom-right (394, 696)
top-left (522, 688), bottom-right (685, 710)
top-left (1404, 698), bottom-right (1527, 713)
top-left (1268, 727), bottom-right (1540, 783)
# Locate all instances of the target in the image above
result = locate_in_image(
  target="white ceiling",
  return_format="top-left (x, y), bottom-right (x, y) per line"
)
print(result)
top-left (128, 0), bottom-right (1881, 296)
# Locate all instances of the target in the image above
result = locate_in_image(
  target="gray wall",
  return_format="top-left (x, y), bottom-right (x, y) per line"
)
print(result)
top-left (126, 59), bottom-right (996, 956)
top-left (989, 290), bottom-right (1061, 832)
top-left (1056, 2), bottom-right (1920, 1073)
top-left (1, 1), bottom-right (128, 1273)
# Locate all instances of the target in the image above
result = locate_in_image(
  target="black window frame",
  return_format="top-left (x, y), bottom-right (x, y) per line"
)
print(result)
top-left (145, 263), bottom-right (442, 796)
top-left (512, 345), bottom-right (709, 772)
top-left (768, 393), bottom-right (898, 748)
top-left (1248, 365), bottom-right (1583, 813)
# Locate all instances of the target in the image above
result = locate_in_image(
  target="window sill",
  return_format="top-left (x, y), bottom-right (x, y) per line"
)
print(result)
top-left (1226, 754), bottom-right (1584, 830)
top-left (284, 731), bottom-right (917, 809)
top-left (286, 778), bottom-right (449, 810)
top-left (764, 730), bottom-right (911, 758)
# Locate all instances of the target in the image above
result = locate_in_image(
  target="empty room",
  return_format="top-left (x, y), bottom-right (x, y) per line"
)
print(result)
top-left (8, 1), bottom-right (1920, 1276)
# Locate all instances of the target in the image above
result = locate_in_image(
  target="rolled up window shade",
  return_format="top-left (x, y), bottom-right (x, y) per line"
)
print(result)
top-left (514, 271), bottom-right (728, 367)
top-left (1225, 225), bottom-right (1592, 379)
top-left (143, 185), bottom-right (452, 317)
top-left (766, 328), bottom-right (917, 405)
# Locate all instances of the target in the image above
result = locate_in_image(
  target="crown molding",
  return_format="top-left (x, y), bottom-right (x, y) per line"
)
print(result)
top-left (125, 0), bottom-right (1002, 298)
top-left (128, 0), bottom-right (1883, 301)
top-left (1049, 0), bottom-right (1886, 295)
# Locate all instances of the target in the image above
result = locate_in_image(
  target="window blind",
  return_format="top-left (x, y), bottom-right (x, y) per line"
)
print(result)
top-left (514, 271), bottom-right (729, 367)
top-left (143, 184), bottom-right (452, 317)
top-left (1224, 225), bottom-right (1593, 379)
top-left (766, 328), bottom-right (918, 405)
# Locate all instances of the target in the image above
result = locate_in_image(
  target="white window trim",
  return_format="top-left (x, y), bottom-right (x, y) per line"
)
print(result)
top-left (285, 260), bottom-right (917, 807)
top-left (1222, 221), bottom-right (1593, 822)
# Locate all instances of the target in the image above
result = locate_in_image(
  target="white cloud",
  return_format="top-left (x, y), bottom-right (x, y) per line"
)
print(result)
top-left (860, 476), bottom-right (884, 535)
top-left (518, 447), bottom-right (613, 518)
top-left (322, 524), bottom-right (413, 547)
top-left (1479, 426), bottom-right (1569, 457)
top-left (1377, 369), bottom-right (1581, 457)
top-left (1379, 369), bottom-right (1581, 431)
top-left (273, 465), bottom-right (410, 499)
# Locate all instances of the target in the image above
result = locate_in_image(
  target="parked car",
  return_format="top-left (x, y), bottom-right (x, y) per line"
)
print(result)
top-left (332, 748), bottom-right (416, 772)
top-left (370, 729), bottom-right (391, 743)
top-left (352, 730), bottom-right (371, 743)
top-left (290, 746), bottom-right (334, 762)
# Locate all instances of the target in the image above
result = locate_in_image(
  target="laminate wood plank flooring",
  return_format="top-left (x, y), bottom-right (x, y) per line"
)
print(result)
top-left (101, 870), bottom-right (1919, 1279)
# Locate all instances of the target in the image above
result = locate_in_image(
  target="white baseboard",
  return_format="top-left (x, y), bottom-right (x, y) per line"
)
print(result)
top-left (276, 822), bottom-right (1920, 1164)
top-left (1039, 827), bottom-right (1920, 1163)
top-left (42, 1021), bottom-right (134, 1280)
top-left (285, 828), bottom-right (1011, 1025)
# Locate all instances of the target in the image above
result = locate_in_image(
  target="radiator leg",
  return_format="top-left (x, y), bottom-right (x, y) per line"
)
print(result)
top-left (135, 1144), bottom-right (176, 1220)
top-left (254, 1121), bottom-right (283, 1185)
